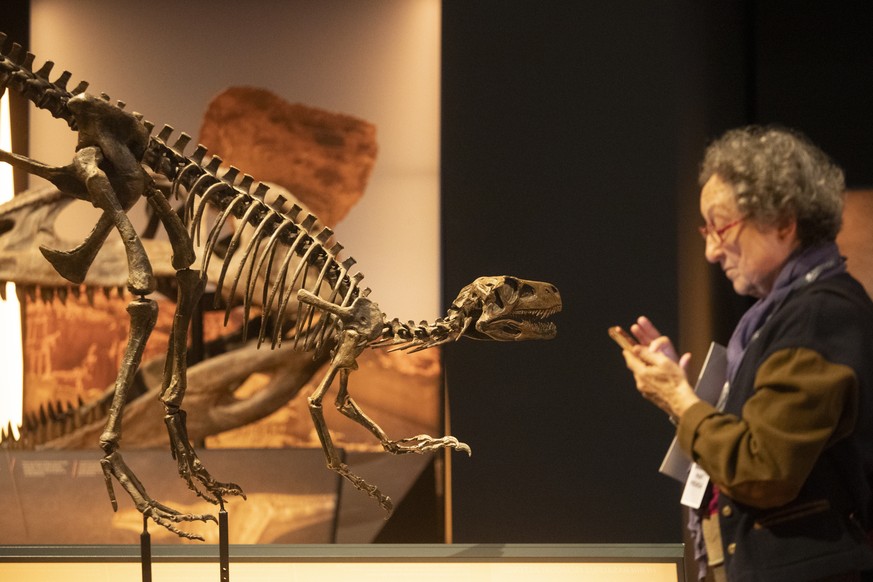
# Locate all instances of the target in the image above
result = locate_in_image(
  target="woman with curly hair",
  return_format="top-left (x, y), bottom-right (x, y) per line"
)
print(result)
top-left (621, 126), bottom-right (873, 581)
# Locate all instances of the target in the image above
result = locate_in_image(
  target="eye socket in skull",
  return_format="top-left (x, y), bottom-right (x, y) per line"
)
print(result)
top-left (0, 218), bottom-right (14, 238)
top-left (489, 277), bottom-right (517, 314)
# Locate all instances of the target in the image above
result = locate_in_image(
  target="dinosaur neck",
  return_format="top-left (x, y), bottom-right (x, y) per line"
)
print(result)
top-left (371, 306), bottom-right (473, 353)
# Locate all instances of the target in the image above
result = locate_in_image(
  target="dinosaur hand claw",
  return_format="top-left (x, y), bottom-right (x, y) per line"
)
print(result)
top-left (386, 434), bottom-right (472, 456)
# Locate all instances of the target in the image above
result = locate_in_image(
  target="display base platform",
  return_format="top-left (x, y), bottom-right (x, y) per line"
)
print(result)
top-left (0, 543), bottom-right (685, 581)
top-left (0, 448), bottom-right (430, 544)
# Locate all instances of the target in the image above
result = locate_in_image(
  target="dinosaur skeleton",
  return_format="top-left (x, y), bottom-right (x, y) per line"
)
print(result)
top-left (0, 34), bottom-right (562, 539)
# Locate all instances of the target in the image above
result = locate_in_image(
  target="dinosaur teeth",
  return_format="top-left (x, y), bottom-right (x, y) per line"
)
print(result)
top-left (516, 306), bottom-right (561, 320)
top-left (0, 422), bottom-right (14, 444)
top-left (15, 284), bottom-right (36, 303)
top-left (39, 286), bottom-right (55, 303)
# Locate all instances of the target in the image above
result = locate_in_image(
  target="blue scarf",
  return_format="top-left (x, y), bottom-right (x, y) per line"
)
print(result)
top-left (725, 241), bottom-right (847, 385)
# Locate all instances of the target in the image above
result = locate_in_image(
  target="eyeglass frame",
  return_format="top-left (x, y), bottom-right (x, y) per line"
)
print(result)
top-left (698, 217), bottom-right (744, 244)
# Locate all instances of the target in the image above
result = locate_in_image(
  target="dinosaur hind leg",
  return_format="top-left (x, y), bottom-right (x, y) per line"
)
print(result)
top-left (98, 297), bottom-right (216, 540)
top-left (159, 268), bottom-right (245, 504)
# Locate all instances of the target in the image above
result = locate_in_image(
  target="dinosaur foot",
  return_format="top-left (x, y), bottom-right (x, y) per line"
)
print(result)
top-left (174, 448), bottom-right (247, 505)
top-left (385, 434), bottom-right (472, 456)
top-left (166, 413), bottom-right (246, 505)
top-left (333, 461), bottom-right (394, 514)
top-left (100, 451), bottom-right (217, 541)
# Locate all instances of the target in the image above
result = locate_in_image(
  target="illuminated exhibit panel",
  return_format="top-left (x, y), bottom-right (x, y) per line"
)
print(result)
top-left (0, 561), bottom-right (680, 582)
top-left (0, 91), bottom-right (23, 438)
top-left (0, 544), bottom-right (686, 582)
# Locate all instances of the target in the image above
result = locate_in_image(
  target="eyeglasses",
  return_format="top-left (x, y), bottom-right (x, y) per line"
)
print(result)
top-left (698, 218), bottom-right (744, 244)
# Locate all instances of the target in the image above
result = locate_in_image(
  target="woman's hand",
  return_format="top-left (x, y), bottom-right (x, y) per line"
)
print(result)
top-left (630, 316), bottom-right (691, 369)
top-left (622, 316), bottom-right (697, 419)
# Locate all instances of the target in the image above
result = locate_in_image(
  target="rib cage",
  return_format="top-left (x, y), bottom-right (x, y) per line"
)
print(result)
top-left (0, 32), bottom-right (367, 354)
top-left (144, 126), bottom-right (368, 353)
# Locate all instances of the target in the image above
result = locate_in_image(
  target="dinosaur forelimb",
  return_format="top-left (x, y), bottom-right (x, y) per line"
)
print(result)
top-left (308, 365), bottom-right (393, 513)
top-left (382, 434), bottom-right (472, 456)
top-left (335, 388), bottom-right (472, 456)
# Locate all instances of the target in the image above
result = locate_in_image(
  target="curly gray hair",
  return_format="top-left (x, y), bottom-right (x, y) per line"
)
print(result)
top-left (699, 126), bottom-right (845, 247)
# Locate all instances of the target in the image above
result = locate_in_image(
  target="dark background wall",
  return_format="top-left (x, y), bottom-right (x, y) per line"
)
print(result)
top-left (441, 0), bottom-right (873, 546)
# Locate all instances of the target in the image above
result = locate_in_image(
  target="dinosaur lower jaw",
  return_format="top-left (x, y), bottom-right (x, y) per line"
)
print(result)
top-left (476, 317), bottom-right (557, 341)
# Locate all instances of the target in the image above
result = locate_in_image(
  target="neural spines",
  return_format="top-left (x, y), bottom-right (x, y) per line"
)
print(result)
top-left (171, 133), bottom-right (192, 154)
top-left (0, 36), bottom-right (88, 124)
top-left (33, 59), bottom-right (54, 80)
top-left (54, 70), bottom-right (72, 91)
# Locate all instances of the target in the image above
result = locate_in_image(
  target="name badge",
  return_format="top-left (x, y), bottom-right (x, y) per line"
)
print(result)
top-left (680, 462), bottom-right (710, 509)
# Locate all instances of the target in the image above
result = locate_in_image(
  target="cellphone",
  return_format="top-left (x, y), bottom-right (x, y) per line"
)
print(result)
top-left (608, 326), bottom-right (638, 351)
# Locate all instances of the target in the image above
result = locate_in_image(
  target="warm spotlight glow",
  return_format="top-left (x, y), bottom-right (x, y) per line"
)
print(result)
top-left (0, 90), bottom-right (23, 440)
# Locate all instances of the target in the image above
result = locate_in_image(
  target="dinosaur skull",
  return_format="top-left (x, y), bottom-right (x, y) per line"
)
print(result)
top-left (453, 275), bottom-right (561, 341)
top-left (0, 184), bottom-right (176, 296)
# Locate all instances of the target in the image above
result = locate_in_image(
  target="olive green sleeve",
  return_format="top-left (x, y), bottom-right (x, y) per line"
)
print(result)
top-left (676, 347), bottom-right (858, 508)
